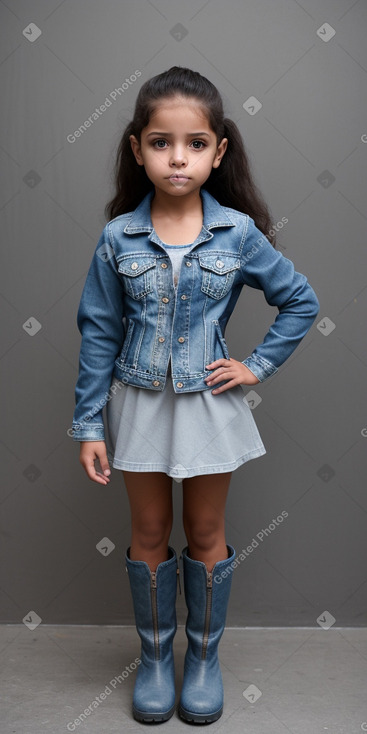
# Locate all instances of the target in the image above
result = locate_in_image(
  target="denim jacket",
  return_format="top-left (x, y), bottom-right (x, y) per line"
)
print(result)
top-left (70, 187), bottom-right (319, 441)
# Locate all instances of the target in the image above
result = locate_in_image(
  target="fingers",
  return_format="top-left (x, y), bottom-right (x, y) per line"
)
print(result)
top-left (205, 370), bottom-right (236, 394)
top-left (204, 359), bottom-right (240, 394)
top-left (210, 378), bottom-right (237, 394)
top-left (205, 364), bottom-right (232, 385)
top-left (205, 359), bottom-right (230, 369)
top-left (79, 441), bottom-right (111, 485)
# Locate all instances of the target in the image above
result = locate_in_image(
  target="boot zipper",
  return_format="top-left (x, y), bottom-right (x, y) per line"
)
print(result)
top-left (150, 571), bottom-right (160, 660)
top-left (201, 570), bottom-right (213, 660)
top-left (177, 559), bottom-right (182, 595)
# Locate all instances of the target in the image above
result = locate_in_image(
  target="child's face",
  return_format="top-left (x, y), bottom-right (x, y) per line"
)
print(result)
top-left (129, 96), bottom-right (228, 198)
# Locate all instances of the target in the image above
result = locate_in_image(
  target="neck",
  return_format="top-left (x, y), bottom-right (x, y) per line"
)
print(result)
top-left (150, 188), bottom-right (203, 220)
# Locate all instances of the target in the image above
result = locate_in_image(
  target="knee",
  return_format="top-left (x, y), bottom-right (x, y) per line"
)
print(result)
top-left (183, 515), bottom-right (224, 553)
top-left (132, 511), bottom-right (172, 551)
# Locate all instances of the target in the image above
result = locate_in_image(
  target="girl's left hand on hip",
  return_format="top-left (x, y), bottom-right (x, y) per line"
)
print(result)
top-left (204, 357), bottom-right (260, 394)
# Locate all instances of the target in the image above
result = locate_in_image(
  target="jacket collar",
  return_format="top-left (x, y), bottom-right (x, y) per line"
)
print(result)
top-left (123, 188), bottom-right (236, 234)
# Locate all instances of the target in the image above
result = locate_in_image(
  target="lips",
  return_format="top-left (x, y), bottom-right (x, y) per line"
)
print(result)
top-left (168, 174), bottom-right (190, 188)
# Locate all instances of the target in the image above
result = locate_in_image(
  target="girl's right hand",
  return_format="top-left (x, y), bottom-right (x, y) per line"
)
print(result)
top-left (79, 441), bottom-right (111, 485)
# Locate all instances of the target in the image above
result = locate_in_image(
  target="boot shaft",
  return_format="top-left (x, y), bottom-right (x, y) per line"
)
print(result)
top-left (180, 545), bottom-right (236, 660)
top-left (178, 545), bottom-right (236, 723)
top-left (125, 546), bottom-right (179, 660)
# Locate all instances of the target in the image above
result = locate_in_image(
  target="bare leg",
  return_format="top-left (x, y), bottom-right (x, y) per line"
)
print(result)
top-left (182, 472), bottom-right (232, 571)
top-left (122, 470), bottom-right (173, 571)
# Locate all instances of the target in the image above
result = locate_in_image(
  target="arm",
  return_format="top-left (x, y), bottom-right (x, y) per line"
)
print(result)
top-left (70, 226), bottom-right (125, 441)
top-left (240, 218), bottom-right (320, 381)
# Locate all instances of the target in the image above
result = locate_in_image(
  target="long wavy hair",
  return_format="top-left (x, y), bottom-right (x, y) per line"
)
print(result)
top-left (105, 66), bottom-right (277, 247)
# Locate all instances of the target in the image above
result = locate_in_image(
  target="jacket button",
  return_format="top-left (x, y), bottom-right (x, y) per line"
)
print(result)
top-left (185, 261), bottom-right (192, 267)
top-left (161, 262), bottom-right (168, 268)
top-left (181, 294), bottom-right (188, 300)
top-left (152, 380), bottom-right (160, 386)
top-left (176, 382), bottom-right (184, 388)
top-left (178, 336), bottom-right (185, 343)
top-left (158, 336), bottom-right (165, 342)
top-left (216, 259), bottom-right (224, 268)
top-left (131, 262), bottom-right (139, 270)
top-left (162, 297), bottom-right (169, 303)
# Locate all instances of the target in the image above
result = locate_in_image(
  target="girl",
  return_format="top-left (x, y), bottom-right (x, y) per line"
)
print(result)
top-left (71, 66), bottom-right (319, 724)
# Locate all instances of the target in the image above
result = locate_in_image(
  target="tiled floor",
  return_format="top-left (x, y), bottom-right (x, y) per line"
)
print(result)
top-left (1, 625), bottom-right (366, 733)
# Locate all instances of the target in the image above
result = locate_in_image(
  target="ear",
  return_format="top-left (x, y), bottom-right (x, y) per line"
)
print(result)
top-left (129, 134), bottom-right (144, 166)
top-left (212, 137), bottom-right (228, 169)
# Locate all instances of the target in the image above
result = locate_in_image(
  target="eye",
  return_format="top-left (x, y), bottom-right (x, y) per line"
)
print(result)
top-left (151, 139), bottom-right (207, 150)
top-left (152, 139), bottom-right (167, 148)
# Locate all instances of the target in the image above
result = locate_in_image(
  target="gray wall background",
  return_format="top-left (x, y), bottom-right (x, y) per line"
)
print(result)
top-left (1, 0), bottom-right (366, 628)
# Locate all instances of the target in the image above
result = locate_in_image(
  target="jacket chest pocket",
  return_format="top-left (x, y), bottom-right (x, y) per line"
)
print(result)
top-left (118, 255), bottom-right (156, 299)
top-left (199, 254), bottom-right (241, 299)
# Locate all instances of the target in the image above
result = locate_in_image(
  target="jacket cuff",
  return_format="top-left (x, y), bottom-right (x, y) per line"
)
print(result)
top-left (242, 354), bottom-right (278, 382)
top-left (69, 422), bottom-right (105, 442)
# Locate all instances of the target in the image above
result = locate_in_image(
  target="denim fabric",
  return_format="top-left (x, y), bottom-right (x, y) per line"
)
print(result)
top-left (104, 374), bottom-right (266, 477)
top-left (104, 244), bottom-right (266, 477)
top-left (71, 187), bottom-right (320, 441)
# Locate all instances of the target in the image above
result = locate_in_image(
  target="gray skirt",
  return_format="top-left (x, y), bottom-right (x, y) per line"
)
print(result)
top-left (104, 368), bottom-right (266, 479)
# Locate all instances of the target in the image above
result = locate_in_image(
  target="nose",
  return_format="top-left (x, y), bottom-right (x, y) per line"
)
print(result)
top-left (169, 144), bottom-right (187, 167)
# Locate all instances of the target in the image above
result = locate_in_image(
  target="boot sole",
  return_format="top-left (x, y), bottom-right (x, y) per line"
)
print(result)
top-left (178, 703), bottom-right (223, 724)
top-left (133, 703), bottom-right (176, 723)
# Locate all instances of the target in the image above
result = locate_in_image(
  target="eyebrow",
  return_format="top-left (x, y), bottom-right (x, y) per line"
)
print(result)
top-left (146, 131), bottom-right (211, 137)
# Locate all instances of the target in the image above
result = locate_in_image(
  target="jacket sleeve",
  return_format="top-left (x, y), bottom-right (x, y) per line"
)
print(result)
top-left (240, 218), bottom-right (320, 382)
top-left (70, 225), bottom-right (125, 441)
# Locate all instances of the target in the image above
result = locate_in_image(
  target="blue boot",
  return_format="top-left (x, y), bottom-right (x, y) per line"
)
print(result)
top-left (178, 544), bottom-right (236, 724)
top-left (125, 546), bottom-right (180, 722)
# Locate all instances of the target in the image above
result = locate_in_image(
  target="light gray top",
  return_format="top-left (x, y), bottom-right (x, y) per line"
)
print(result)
top-left (161, 243), bottom-right (194, 375)
top-left (161, 241), bottom-right (194, 289)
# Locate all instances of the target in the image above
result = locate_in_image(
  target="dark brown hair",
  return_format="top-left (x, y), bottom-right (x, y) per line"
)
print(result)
top-left (105, 66), bottom-right (276, 246)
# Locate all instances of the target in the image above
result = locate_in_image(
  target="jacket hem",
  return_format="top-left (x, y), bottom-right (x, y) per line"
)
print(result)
top-left (113, 363), bottom-right (219, 393)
